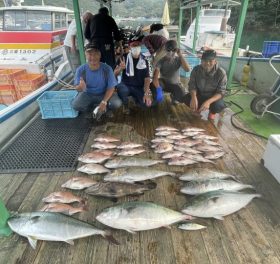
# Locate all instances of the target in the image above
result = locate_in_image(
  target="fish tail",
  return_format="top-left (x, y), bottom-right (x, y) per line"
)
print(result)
top-left (103, 231), bottom-right (120, 245)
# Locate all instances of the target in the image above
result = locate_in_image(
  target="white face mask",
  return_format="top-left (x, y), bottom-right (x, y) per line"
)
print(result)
top-left (131, 46), bottom-right (141, 57)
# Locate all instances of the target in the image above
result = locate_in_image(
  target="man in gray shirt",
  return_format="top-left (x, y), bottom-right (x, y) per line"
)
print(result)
top-left (186, 49), bottom-right (227, 120)
top-left (150, 40), bottom-right (190, 103)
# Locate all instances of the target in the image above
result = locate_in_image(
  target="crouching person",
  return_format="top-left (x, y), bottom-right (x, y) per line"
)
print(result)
top-left (114, 40), bottom-right (156, 114)
top-left (186, 49), bottom-right (227, 120)
top-left (72, 43), bottom-right (122, 119)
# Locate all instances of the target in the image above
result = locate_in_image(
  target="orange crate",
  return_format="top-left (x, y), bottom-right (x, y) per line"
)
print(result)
top-left (0, 69), bottom-right (26, 86)
top-left (0, 85), bottom-right (18, 105)
top-left (14, 73), bottom-right (46, 92)
top-left (16, 90), bottom-right (34, 100)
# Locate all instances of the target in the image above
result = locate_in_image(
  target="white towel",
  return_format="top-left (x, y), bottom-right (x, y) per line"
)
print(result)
top-left (126, 52), bottom-right (146, 77)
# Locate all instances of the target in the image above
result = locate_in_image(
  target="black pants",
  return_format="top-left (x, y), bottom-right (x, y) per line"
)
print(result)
top-left (150, 78), bottom-right (188, 103)
top-left (185, 93), bottom-right (226, 114)
top-left (92, 38), bottom-right (115, 69)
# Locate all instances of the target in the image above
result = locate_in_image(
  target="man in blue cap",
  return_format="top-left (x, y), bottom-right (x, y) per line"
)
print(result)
top-left (72, 43), bottom-right (122, 119)
top-left (186, 49), bottom-right (227, 120)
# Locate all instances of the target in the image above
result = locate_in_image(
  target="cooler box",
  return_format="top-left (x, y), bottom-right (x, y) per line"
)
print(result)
top-left (263, 134), bottom-right (280, 183)
top-left (37, 90), bottom-right (78, 119)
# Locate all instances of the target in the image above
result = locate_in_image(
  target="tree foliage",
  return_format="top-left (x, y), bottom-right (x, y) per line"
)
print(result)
top-left (11, 0), bottom-right (280, 30)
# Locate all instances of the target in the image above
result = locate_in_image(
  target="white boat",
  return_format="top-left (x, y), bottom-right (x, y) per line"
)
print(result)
top-left (180, 7), bottom-right (280, 94)
top-left (0, 4), bottom-right (74, 146)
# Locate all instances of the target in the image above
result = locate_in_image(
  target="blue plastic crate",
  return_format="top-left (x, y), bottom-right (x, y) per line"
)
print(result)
top-left (180, 56), bottom-right (201, 78)
top-left (262, 41), bottom-right (280, 58)
top-left (37, 90), bottom-right (78, 119)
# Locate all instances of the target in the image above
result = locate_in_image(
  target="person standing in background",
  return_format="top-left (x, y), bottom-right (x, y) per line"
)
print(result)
top-left (150, 23), bottom-right (169, 39)
top-left (84, 7), bottom-right (122, 69)
top-left (64, 19), bottom-right (80, 74)
top-left (64, 11), bottom-right (93, 74)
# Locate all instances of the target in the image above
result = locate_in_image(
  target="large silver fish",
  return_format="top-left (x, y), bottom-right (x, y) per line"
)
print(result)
top-left (179, 169), bottom-right (238, 182)
top-left (104, 157), bottom-right (164, 169)
top-left (181, 191), bottom-right (261, 220)
top-left (77, 164), bottom-right (110, 175)
top-left (8, 212), bottom-right (119, 249)
top-left (85, 181), bottom-right (156, 199)
top-left (96, 201), bottom-right (192, 233)
top-left (180, 179), bottom-right (254, 195)
top-left (104, 168), bottom-right (175, 183)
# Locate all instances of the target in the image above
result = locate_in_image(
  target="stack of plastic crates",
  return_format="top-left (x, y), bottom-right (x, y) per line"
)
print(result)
top-left (0, 69), bottom-right (26, 105)
top-left (37, 90), bottom-right (79, 119)
top-left (13, 73), bottom-right (46, 99)
top-left (180, 56), bottom-right (201, 78)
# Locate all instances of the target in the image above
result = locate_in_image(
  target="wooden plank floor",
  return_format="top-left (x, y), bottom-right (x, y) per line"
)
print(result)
top-left (0, 97), bottom-right (280, 264)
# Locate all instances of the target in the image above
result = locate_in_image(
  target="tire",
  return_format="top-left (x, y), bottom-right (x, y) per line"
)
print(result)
top-left (250, 94), bottom-right (273, 115)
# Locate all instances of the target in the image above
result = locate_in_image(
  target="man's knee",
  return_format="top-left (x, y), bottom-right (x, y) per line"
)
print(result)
top-left (72, 100), bottom-right (88, 112)
top-left (109, 94), bottom-right (122, 110)
top-left (210, 100), bottom-right (226, 113)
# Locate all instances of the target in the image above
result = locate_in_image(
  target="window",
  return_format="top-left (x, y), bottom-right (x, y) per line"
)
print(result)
top-left (27, 11), bottom-right (52, 31)
top-left (54, 12), bottom-right (67, 30)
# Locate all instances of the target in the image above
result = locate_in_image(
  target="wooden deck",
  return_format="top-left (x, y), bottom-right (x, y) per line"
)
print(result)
top-left (0, 97), bottom-right (280, 264)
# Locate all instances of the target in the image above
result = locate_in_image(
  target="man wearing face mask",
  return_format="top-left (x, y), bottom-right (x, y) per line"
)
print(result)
top-left (186, 49), bottom-right (227, 120)
top-left (150, 39), bottom-right (190, 104)
top-left (114, 40), bottom-right (155, 114)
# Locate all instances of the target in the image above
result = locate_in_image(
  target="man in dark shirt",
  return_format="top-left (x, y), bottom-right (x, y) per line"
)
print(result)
top-left (84, 7), bottom-right (121, 69)
top-left (186, 49), bottom-right (227, 120)
top-left (114, 40), bottom-right (155, 113)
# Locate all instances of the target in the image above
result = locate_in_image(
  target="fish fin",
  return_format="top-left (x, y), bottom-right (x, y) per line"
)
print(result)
top-left (65, 239), bottom-right (75, 245)
top-left (30, 216), bottom-right (41, 222)
top-left (145, 181), bottom-right (157, 190)
top-left (213, 215), bottom-right (224, 220)
top-left (125, 229), bottom-right (137, 234)
top-left (103, 232), bottom-right (120, 245)
top-left (27, 236), bottom-right (38, 249)
top-left (110, 198), bottom-right (118, 203)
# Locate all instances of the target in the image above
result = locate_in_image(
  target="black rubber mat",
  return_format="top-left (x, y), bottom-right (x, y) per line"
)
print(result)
top-left (0, 116), bottom-right (92, 173)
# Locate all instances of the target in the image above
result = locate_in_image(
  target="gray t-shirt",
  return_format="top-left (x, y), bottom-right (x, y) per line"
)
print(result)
top-left (156, 55), bottom-right (181, 84)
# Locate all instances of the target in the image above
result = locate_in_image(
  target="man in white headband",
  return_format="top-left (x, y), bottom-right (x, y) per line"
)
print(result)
top-left (114, 40), bottom-right (155, 114)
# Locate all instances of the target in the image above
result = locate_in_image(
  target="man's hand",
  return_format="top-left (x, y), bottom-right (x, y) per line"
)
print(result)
top-left (198, 100), bottom-right (211, 112)
top-left (119, 57), bottom-right (126, 70)
top-left (98, 100), bottom-right (107, 113)
top-left (143, 94), bottom-right (152, 107)
top-left (190, 95), bottom-right (198, 112)
top-left (76, 77), bottom-right (86, 92)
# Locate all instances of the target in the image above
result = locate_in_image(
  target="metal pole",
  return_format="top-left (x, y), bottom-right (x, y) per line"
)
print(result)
top-left (72, 0), bottom-right (86, 64)
top-left (227, 0), bottom-right (249, 89)
top-left (178, 6), bottom-right (183, 44)
top-left (192, 0), bottom-right (201, 53)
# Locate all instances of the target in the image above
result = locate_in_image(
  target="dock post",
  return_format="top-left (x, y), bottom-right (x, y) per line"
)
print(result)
top-left (227, 0), bottom-right (249, 90)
